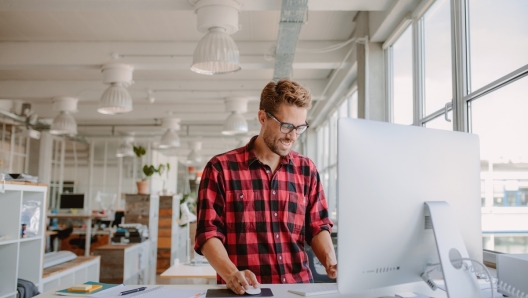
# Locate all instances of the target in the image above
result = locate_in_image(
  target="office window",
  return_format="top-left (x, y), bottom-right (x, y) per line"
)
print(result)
top-left (348, 91), bottom-right (358, 118)
top-left (337, 99), bottom-right (348, 119)
top-left (423, 0), bottom-right (452, 116)
top-left (330, 112), bottom-right (338, 166)
top-left (423, 110), bottom-right (452, 131)
top-left (469, 0), bottom-right (528, 91)
top-left (471, 72), bottom-right (528, 253)
top-left (0, 123), bottom-right (30, 174)
top-left (315, 90), bottom-right (358, 221)
top-left (391, 25), bottom-right (414, 125)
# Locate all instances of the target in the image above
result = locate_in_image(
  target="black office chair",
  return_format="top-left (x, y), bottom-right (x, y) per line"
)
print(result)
top-left (305, 245), bottom-right (337, 283)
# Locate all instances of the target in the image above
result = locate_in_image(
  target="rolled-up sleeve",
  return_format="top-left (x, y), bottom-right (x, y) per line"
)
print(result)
top-left (194, 161), bottom-right (226, 255)
top-left (305, 167), bottom-right (333, 246)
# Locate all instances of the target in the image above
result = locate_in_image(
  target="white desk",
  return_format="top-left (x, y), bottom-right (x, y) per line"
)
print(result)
top-left (47, 213), bottom-right (107, 257)
top-left (36, 281), bottom-right (506, 298)
top-left (35, 282), bottom-right (447, 298)
top-left (160, 262), bottom-right (216, 279)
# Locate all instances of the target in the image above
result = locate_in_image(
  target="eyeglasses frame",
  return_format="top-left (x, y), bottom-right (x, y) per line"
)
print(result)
top-left (265, 110), bottom-right (309, 135)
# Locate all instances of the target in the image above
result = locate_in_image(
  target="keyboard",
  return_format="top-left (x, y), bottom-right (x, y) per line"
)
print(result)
top-left (288, 285), bottom-right (339, 296)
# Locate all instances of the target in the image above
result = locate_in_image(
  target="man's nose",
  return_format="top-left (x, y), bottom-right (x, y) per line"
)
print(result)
top-left (286, 129), bottom-right (299, 141)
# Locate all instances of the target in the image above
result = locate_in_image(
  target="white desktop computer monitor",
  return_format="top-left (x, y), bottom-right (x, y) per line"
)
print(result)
top-left (337, 118), bottom-right (483, 295)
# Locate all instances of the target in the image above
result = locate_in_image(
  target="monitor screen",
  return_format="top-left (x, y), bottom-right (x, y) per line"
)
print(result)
top-left (336, 118), bottom-right (482, 295)
top-left (59, 193), bottom-right (85, 209)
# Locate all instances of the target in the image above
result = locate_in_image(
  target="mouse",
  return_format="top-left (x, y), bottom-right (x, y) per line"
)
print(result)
top-left (244, 287), bottom-right (261, 295)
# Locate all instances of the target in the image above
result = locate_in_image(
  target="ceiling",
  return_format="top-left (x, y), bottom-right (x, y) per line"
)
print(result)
top-left (0, 0), bottom-right (417, 162)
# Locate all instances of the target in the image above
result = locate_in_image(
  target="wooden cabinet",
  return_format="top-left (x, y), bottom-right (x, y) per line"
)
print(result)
top-left (124, 194), bottom-right (158, 283)
top-left (93, 242), bottom-right (150, 284)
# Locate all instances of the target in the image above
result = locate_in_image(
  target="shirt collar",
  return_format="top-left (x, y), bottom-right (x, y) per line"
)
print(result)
top-left (246, 136), bottom-right (296, 167)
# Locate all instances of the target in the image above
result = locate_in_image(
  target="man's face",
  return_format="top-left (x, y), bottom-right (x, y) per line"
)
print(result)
top-left (261, 104), bottom-right (308, 157)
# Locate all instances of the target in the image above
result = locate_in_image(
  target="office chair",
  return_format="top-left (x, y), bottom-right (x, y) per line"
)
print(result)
top-left (305, 246), bottom-right (336, 283)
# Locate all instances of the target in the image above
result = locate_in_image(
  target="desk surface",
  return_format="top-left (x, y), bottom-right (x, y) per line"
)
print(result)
top-left (35, 281), bottom-right (506, 298)
top-left (35, 282), bottom-right (447, 298)
top-left (47, 213), bottom-right (106, 219)
top-left (160, 262), bottom-right (216, 279)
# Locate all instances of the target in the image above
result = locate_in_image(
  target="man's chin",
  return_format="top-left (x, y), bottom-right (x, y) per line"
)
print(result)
top-left (274, 148), bottom-right (290, 157)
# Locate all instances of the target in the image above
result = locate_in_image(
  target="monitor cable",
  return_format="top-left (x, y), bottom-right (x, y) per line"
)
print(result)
top-left (420, 258), bottom-right (495, 298)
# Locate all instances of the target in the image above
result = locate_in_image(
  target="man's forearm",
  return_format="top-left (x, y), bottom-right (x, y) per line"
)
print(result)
top-left (202, 237), bottom-right (239, 281)
top-left (311, 230), bottom-right (337, 269)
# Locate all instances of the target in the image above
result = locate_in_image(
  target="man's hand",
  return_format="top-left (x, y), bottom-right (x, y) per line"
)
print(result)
top-left (225, 269), bottom-right (260, 295)
top-left (325, 263), bottom-right (337, 279)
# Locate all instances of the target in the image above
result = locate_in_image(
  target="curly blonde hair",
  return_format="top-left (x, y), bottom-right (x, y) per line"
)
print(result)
top-left (259, 79), bottom-right (312, 114)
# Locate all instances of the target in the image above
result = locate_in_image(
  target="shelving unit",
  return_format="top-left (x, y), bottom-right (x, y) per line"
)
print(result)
top-left (41, 256), bottom-right (100, 293)
top-left (0, 183), bottom-right (48, 297)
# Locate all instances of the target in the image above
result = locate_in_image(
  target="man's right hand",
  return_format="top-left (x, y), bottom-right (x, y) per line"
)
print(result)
top-left (225, 269), bottom-right (260, 295)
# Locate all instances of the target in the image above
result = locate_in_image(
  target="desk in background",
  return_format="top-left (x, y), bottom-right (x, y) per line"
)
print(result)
top-left (47, 213), bottom-right (107, 257)
top-left (160, 262), bottom-right (216, 280)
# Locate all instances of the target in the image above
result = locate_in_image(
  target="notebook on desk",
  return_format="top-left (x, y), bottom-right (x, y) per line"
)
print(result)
top-left (55, 282), bottom-right (119, 296)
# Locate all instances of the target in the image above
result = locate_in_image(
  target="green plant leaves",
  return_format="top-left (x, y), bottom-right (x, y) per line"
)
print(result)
top-left (133, 146), bottom-right (146, 158)
top-left (143, 165), bottom-right (156, 177)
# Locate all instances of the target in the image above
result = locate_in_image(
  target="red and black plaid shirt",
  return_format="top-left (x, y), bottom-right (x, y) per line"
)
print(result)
top-left (194, 136), bottom-right (333, 284)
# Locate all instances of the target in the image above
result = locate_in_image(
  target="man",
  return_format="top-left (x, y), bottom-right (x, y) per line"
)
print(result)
top-left (195, 79), bottom-right (337, 295)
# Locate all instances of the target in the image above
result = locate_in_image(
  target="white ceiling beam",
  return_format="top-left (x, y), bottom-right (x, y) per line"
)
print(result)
top-left (369, 0), bottom-right (419, 42)
top-left (0, 79), bottom-right (328, 101)
top-left (0, 0), bottom-right (393, 12)
top-left (31, 101), bottom-right (260, 118)
top-left (308, 44), bottom-right (359, 125)
top-left (0, 41), bottom-right (349, 71)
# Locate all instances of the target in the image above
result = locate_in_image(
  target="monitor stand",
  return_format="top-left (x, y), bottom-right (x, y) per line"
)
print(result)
top-left (424, 201), bottom-right (482, 298)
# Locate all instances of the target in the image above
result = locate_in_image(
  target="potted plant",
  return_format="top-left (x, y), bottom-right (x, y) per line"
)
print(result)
top-left (137, 163), bottom-right (170, 195)
top-left (133, 145), bottom-right (149, 194)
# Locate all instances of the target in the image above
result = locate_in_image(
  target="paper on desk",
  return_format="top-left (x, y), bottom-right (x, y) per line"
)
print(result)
top-left (89, 285), bottom-right (205, 298)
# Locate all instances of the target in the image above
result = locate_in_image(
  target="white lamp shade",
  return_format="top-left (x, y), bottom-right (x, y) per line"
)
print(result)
top-left (222, 112), bottom-right (248, 135)
top-left (191, 28), bottom-right (241, 75)
top-left (98, 83), bottom-right (133, 115)
top-left (50, 111), bottom-right (77, 135)
top-left (116, 140), bottom-right (134, 157)
top-left (187, 149), bottom-right (203, 164)
top-left (52, 97), bottom-right (78, 112)
top-left (159, 129), bottom-right (181, 148)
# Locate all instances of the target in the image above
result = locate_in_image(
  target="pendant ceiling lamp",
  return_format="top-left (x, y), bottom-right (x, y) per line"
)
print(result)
top-left (159, 117), bottom-right (181, 149)
top-left (222, 97), bottom-right (248, 135)
top-left (190, 0), bottom-right (241, 75)
top-left (187, 140), bottom-right (203, 164)
top-left (116, 136), bottom-right (135, 157)
top-left (98, 63), bottom-right (134, 115)
top-left (50, 97), bottom-right (78, 136)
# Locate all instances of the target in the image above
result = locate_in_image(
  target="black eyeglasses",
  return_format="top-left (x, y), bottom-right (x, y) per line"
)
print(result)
top-left (265, 111), bottom-right (309, 135)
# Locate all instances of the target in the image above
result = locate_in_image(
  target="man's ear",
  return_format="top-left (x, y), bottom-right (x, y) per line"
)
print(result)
top-left (257, 110), bottom-right (267, 125)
